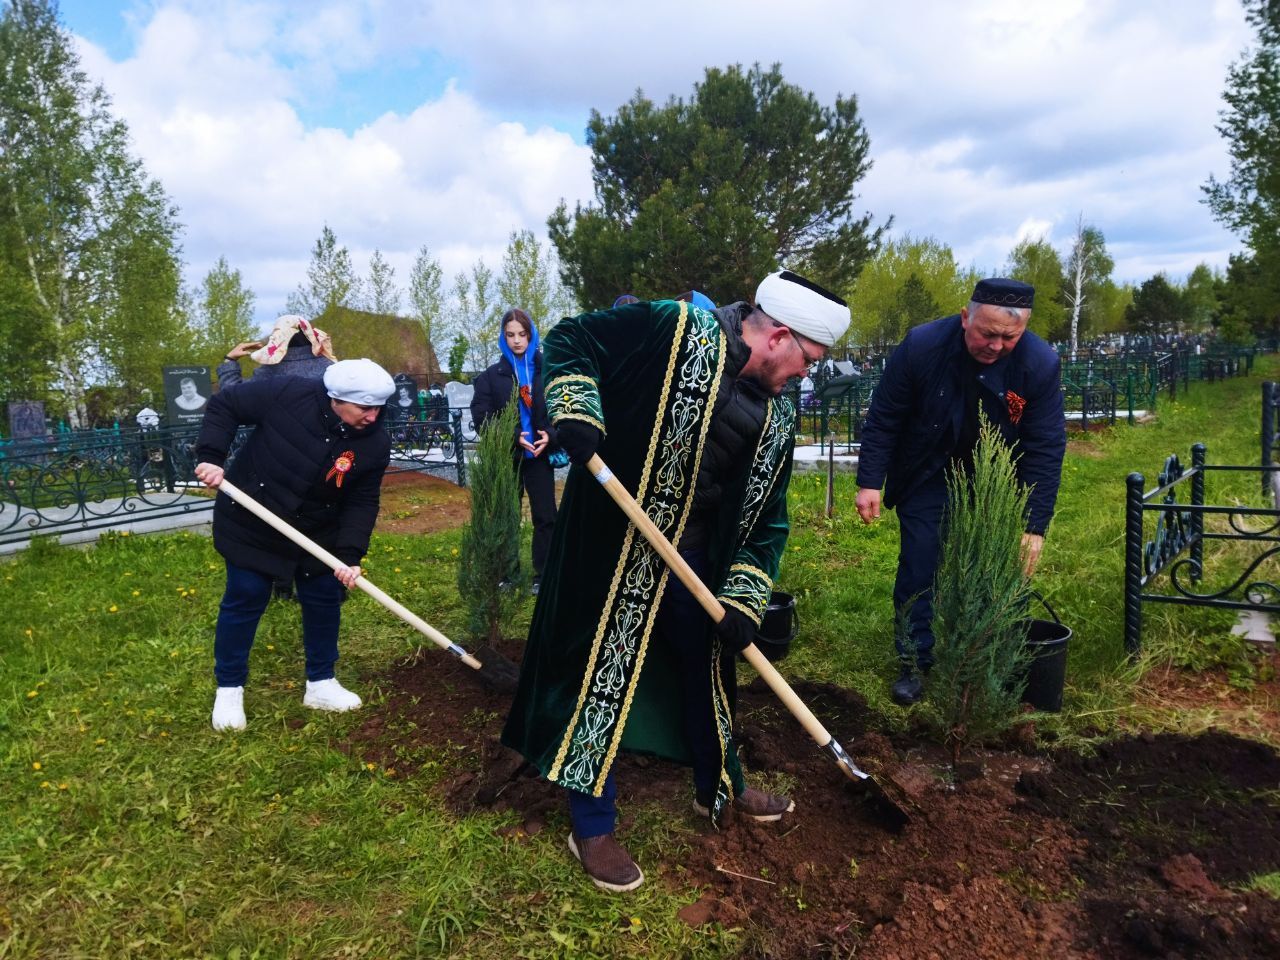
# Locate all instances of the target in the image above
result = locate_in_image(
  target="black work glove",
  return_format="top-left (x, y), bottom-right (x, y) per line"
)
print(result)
top-left (555, 420), bottom-right (602, 466)
top-left (714, 606), bottom-right (757, 653)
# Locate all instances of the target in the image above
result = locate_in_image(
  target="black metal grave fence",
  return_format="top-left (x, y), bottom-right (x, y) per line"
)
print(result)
top-left (0, 411), bottom-right (468, 548)
top-left (1123, 442), bottom-right (1280, 654)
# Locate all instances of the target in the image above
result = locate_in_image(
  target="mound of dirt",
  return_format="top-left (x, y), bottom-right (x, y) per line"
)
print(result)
top-left (344, 641), bottom-right (1280, 958)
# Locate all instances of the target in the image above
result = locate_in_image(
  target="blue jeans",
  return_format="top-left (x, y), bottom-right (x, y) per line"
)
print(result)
top-left (213, 561), bottom-right (345, 687)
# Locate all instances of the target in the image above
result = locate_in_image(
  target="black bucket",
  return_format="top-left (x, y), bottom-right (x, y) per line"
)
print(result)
top-left (755, 590), bottom-right (797, 662)
top-left (1015, 592), bottom-right (1070, 713)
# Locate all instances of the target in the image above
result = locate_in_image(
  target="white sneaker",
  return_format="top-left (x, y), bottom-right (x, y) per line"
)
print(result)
top-left (211, 686), bottom-right (246, 732)
top-left (303, 678), bottom-right (362, 712)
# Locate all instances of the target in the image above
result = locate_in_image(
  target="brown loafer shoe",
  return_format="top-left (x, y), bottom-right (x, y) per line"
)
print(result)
top-left (692, 786), bottom-right (796, 822)
top-left (567, 832), bottom-right (644, 893)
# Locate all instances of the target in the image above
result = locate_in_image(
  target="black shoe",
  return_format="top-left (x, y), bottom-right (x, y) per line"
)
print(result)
top-left (890, 667), bottom-right (925, 706)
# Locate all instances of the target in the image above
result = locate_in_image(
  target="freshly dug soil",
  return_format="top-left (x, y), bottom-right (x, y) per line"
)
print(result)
top-left (346, 641), bottom-right (1280, 959)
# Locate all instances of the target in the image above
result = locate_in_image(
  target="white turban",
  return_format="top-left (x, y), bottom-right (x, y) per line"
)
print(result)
top-left (754, 271), bottom-right (850, 347)
top-left (323, 359), bottom-right (395, 406)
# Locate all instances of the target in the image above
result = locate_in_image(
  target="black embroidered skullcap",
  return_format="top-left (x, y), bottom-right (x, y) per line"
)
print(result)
top-left (971, 278), bottom-right (1034, 309)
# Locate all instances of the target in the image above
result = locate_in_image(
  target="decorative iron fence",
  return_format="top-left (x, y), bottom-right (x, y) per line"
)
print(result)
top-left (1123, 442), bottom-right (1280, 654)
top-left (0, 411), bottom-right (468, 548)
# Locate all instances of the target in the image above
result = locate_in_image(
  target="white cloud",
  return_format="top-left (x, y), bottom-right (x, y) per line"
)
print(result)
top-left (73, 2), bottom-right (593, 329)
top-left (64, 0), bottom-right (1257, 329)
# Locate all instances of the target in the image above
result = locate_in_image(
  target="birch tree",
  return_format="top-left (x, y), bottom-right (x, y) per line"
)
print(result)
top-left (448, 260), bottom-right (500, 375)
top-left (366, 248), bottom-right (401, 315)
top-left (408, 244), bottom-right (445, 358)
top-left (286, 224), bottom-right (364, 317)
top-left (1063, 216), bottom-right (1114, 358)
top-left (495, 229), bottom-right (577, 331)
top-left (0, 0), bottom-right (186, 424)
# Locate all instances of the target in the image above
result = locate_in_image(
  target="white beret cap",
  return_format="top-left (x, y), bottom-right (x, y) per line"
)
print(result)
top-left (323, 358), bottom-right (395, 406)
top-left (754, 270), bottom-right (851, 347)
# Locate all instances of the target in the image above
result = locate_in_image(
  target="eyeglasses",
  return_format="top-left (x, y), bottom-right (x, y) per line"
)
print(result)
top-left (762, 310), bottom-right (827, 366)
top-left (786, 327), bottom-right (826, 366)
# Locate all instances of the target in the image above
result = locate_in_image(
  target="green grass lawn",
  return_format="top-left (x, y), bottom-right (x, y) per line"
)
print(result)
top-left (2, 359), bottom-right (1277, 958)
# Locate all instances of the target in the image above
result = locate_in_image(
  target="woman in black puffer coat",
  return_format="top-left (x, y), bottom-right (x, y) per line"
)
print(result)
top-left (194, 359), bottom-right (394, 732)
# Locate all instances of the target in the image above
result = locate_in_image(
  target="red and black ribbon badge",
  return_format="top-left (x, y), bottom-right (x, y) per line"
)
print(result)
top-left (326, 450), bottom-right (356, 488)
top-left (1005, 390), bottom-right (1026, 425)
top-left (519, 384), bottom-right (533, 409)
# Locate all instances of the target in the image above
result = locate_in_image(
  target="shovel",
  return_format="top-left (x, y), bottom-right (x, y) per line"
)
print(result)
top-left (214, 478), bottom-right (519, 690)
top-left (585, 454), bottom-right (913, 828)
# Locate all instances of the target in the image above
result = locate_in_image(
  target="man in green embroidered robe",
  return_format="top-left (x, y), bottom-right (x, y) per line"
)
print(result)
top-left (502, 271), bottom-right (851, 892)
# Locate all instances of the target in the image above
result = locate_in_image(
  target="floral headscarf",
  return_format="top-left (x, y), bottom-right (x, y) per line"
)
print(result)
top-left (250, 314), bottom-right (336, 365)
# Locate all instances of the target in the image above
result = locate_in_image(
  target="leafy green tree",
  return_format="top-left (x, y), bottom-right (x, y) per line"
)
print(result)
top-left (495, 229), bottom-right (577, 331)
top-left (447, 334), bottom-right (467, 383)
top-left (846, 235), bottom-right (971, 352)
top-left (1203, 0), bottom-right (1280, 259)
top-left (192, 255), bottom-right (257, 369)
top-left (0, 0), bottom-right (187, 424)
top-left (1062, 219), bottom-right (1114, 353)
top-left (891, 275), bottom-right (941, 335)
top-left (1006, 237), bottom-right (1067, 341)
top-left (286, 224), bottom-right (364, 317)
top-left (1089, 279), bottom-right (1134, 336)
top-left (457, 394), bottom-right (522, 645)
top-left (1125, 274), bottom-right (1187, 335)
top-left (549, 63), bottom-right (886, 309)
top-left (408, 244), bottom-right (445, 359)
top-left (1217, 251), bottom-right (1280, 341)
top-left (447, 260), bottom-right (500, 374)
top-left (365, 248), bottom-right (401, 315)
top-left (1181, 263), bottom-right (1220, 333)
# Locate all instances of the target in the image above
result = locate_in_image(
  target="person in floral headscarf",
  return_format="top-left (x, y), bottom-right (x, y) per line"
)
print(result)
top-left (217, 314), bottom-right (336, 389)
top-left (470, 308), bottom-right (558, 595)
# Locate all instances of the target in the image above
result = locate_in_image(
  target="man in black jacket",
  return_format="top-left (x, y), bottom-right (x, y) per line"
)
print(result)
top-left (195, 358), bottom-right (395, 731)
top-left (855, 279), bottom-right (1066, 706)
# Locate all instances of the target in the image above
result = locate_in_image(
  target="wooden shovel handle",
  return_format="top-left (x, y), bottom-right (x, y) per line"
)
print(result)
top-left (585, 455), bottom-right (834, 748)
top-left (216, 478), bottom-right (481, 670)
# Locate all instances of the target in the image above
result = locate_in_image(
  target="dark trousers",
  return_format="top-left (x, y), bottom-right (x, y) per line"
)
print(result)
top-left (892, 473), bottom-right (948, 670)
top-left (519, 454), bottom-right (557, 578)
top-left (568, 550), bottom-right (733, 838)
top-left (213, 561), bottom-right (345, 687)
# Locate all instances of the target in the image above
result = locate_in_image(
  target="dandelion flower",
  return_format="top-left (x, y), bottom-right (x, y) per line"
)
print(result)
top-left (132, 590), bottom-right (140, 596)
top-left (94, 738), bottom-right (106, 745)
top-left (31, 762), bottom-right (41, 770)
top-left (365, 762), bottom-right (376, 771)
top-left (26, 690), bottom-right (37, 699)
top-left (266, 644), bottom-right (275, 651)
top-left (108, 605), bottom-right (118, 613)
top-left (24, 629), bottom-right (32, 637)
top-left (40, 781), bottom-right (50, 789)
top-left (58, 782), bottom-right (68, 790)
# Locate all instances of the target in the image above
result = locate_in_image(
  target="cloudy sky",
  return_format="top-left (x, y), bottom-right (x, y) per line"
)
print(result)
top-left (59, 0), bottom-right (1255, 330)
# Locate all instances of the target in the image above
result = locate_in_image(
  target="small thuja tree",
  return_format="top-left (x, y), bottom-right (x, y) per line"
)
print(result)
top-left (457, 393), bottom-right (521, 645)
top-left (928, 416), bottom-right (1034, 764)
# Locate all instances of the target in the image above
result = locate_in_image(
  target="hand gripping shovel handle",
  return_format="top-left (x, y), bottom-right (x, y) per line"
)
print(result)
top-left (585, 455), bottom-right (872, 784)
top-left (216, 478), bottom-right (482, 671)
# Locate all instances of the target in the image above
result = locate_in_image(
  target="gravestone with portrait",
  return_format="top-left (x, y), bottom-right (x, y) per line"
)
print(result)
top-left (391, 373), bottom-right (419, 420)
top-left (163, 366), bottom-right (212, 426)
top-left (7, 401), bottom-right (47, 441)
